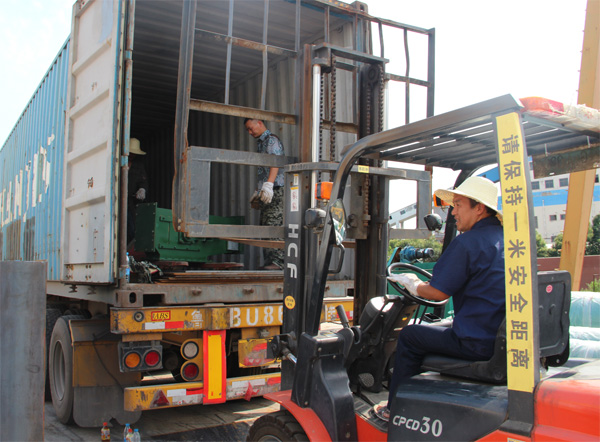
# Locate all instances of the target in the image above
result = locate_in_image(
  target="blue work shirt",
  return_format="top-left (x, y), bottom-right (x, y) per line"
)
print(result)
top-left (256, 130), bottom-right (285, 189)
top-left (430, 216), bottom-right (505, 357)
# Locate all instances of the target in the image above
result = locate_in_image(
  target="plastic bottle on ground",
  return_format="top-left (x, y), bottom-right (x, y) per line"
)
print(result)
top-left (101, 422), bottom-right (111, 441)
top-left (125, 427), bottom-right (134, 441)
top-left (131, 428), bottom-right (141, 442)
top-left (123, 423), bottom-right (131, 442)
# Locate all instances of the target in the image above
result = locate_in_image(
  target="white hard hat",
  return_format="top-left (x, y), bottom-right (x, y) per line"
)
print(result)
top-left (129, 138), bottom-right (146, 155)
top-left (434, 176), bottom-right (502, 223)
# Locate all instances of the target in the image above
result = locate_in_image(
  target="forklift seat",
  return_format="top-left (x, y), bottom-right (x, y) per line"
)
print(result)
top-left (420, 271), bottom-right (571, 383)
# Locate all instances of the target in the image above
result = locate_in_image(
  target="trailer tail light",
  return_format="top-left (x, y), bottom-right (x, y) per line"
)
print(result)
top-left (181, 362), bottom-right (200, 381)
top-left (118, 341), bottom-right (163, 372)
top-left (182, 340), bottom-right (199, 359)
top-left (178, 338), bottom-right (203, 381)
top-left (144, 350), bottom-right (161, 367)
top-left (124, 351), bottom-right (141, 369)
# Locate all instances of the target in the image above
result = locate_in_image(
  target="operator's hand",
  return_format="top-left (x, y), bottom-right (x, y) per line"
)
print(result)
top-left (249, 191), bottom-right (260, 210)
top-left (135, 188), bottom-right (146, 200)
top-left (388, 273), bottom-right (422, 297)
top-left (259, 181), bottom-right (274, 204)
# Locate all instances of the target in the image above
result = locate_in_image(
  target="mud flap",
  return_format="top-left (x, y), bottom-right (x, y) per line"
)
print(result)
top-left (74, 386), bottom-right (142, 427)
top-left (70, 319), bottom-right (142, 427)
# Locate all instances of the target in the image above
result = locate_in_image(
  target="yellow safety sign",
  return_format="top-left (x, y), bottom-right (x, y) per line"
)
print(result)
top-left (496, 112), bottom-right (536, 393)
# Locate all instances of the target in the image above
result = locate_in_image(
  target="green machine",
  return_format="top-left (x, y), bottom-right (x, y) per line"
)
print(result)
top-left (134, 203), bottom-right (243, 263)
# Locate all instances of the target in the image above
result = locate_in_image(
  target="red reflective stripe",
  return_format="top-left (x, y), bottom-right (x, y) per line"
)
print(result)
top-left (165, 321), bottom-right (184, 329)
top-left (186, 388), bottom-right (203, 396)
top-left (267, 376), bottom-right (281, 385)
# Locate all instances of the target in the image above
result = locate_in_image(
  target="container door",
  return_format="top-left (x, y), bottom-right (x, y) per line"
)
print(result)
top-left (60, 0), bottom-right (126, 283)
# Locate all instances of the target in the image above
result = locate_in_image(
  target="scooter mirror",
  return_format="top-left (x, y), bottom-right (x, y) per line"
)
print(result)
top-left (330, 199), bottom-right (347, 246)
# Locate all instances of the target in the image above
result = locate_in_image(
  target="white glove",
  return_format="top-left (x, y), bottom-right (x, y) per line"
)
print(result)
top-left (259, 181), bottom-right (274, 204)
top-left (135, 188), bottom-right (146, 200)
top-left (388, 273), bottom-right (422, 297)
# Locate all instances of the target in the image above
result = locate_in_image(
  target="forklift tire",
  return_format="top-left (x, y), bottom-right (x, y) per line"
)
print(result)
top-left (247, 410), bottom-right (309, 442)
top-left (45, 308), bottom-right (63, 401)
top-left (49, 315), bottom-right (85, 424)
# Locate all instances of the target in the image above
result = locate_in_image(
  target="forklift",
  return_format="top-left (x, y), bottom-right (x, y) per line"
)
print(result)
top-left (247, 95), bottom-right (600, 441)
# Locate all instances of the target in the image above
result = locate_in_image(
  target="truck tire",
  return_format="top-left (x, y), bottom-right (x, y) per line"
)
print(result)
top-left (247, 411), bottom-right (309, 442)
top-left (49, 315), bottom-right (85, 424)
top-left (63, 308), bottom-right (92, 319)
top-left (45, 308), bottom-right (63, 401)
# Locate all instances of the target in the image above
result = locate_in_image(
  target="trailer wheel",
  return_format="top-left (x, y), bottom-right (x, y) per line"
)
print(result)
top-left (63, 308), bottom-right (92, 319)
top-left (45, 308), bottom-right (63, 400)
top-left (247, 411), bottom-right (309, 442)
top-left (49, 315), bottom-right (85, 424)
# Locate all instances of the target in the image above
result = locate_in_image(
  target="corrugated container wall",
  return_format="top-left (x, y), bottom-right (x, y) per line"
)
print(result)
top-left (0, 41), bottom-right (70, 280)
top-left (1, 0), bottom-right (387, 275)
top-left (129, 0), bottom-right (360, 271)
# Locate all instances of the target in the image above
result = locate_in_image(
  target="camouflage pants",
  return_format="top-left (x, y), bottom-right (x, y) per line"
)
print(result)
top-left (259, 186), bottom-right (284, 268)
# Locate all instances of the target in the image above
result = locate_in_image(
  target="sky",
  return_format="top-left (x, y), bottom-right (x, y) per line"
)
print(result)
top-left (0, 0), bottom-right (589, 211)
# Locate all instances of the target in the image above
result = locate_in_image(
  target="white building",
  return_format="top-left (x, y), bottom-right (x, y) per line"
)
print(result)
top-left (389, 170), bottom-right (600, 244)
top-left (523, 170), bottom-right (600, 243)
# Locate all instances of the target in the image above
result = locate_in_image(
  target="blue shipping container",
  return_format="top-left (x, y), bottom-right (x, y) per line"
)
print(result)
top-left (0, 40), bottom-right (70, 280)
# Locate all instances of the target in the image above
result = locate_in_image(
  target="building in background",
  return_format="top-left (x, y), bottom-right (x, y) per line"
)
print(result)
top-left (390, 169), bottom-right (600, 244)
top-left (500, 169), bottom-right (600, 244)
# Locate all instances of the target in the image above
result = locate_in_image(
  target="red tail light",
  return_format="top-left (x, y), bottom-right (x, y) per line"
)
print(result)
top-left (182, 362), bottom-right (199, 381)
top-left (144, 350), bottom-right (160, 367)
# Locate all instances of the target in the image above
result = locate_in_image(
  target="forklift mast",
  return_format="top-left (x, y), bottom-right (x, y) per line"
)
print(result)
top-left (278, 6), bottom-right (435, 390)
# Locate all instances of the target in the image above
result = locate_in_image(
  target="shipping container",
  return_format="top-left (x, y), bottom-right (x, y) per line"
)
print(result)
top-left (0, 0), bottom-right (434, 427)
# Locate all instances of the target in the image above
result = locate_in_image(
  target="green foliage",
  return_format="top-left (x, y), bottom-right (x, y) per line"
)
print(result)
top-left (592, 214), bottom-right (600, 240)
top-left (583, 278), bottom-right (600, 292)
top-left (586, 214), bottom-right (600, 255)
top-left (542, 216), bottom-right (600, 257)
top-left (547, 233), bottom-right (563, 257)
top-left (388, 237), bottom-right (443, 262)
top-left (535, 231), bottom-right (549, 257)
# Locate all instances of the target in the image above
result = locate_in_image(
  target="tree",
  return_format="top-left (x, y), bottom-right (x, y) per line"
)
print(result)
top-left (586, 214), bottom-right (600, 255)
top-left (547, 233), bottom-right (562, 257)
top-left (536, 231), bottom-right (549, 257)
top-left (544, 217), bottom-right (600, 256)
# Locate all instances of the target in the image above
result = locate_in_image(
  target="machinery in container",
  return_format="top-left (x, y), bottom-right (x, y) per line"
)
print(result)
top-left (0, 0), bottom-right (435, 427)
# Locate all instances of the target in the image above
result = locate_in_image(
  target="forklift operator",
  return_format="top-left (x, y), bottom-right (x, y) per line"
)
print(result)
top-left (375, 176), bottom-right (505, 422)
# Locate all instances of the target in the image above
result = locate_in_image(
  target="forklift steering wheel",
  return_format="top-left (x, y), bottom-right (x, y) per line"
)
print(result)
top-left (387, 262), bottom-right (449, 308)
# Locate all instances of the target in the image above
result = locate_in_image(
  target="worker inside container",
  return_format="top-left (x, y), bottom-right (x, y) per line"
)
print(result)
top-left (127, 138), bottom-right (149, 248)
top-left (244, 118), bottom-right (285, 270)
top-left (375, 176), bottom-right (506, 421)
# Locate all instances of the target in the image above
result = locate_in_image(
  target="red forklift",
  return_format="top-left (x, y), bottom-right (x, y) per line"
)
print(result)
top-left (247, 94), bottom-right (600, 441)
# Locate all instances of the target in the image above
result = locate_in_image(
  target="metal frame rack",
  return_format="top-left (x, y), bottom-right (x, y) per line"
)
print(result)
top-left (170, 0), bottom-right (435, 240)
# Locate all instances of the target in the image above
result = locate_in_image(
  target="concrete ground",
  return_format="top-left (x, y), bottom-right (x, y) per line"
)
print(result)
top-left (44, 397), bottom-right (280, 441)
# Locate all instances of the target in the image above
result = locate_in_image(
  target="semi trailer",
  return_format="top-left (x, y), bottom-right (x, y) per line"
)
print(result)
top-left (0, 0), bottom-right (434, 426)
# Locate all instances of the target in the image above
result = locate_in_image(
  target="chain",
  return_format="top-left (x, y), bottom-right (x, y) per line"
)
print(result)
top-left (318, 72), bottom-right (325, 183)
top-left (363, 76), bottom-right (371, 226)
top-left (378, 64), bottom-right (385, 167)
top-left (362, 65), bottom-right (383, 226)
top-left (329, 56), bottom-right (337, 177)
